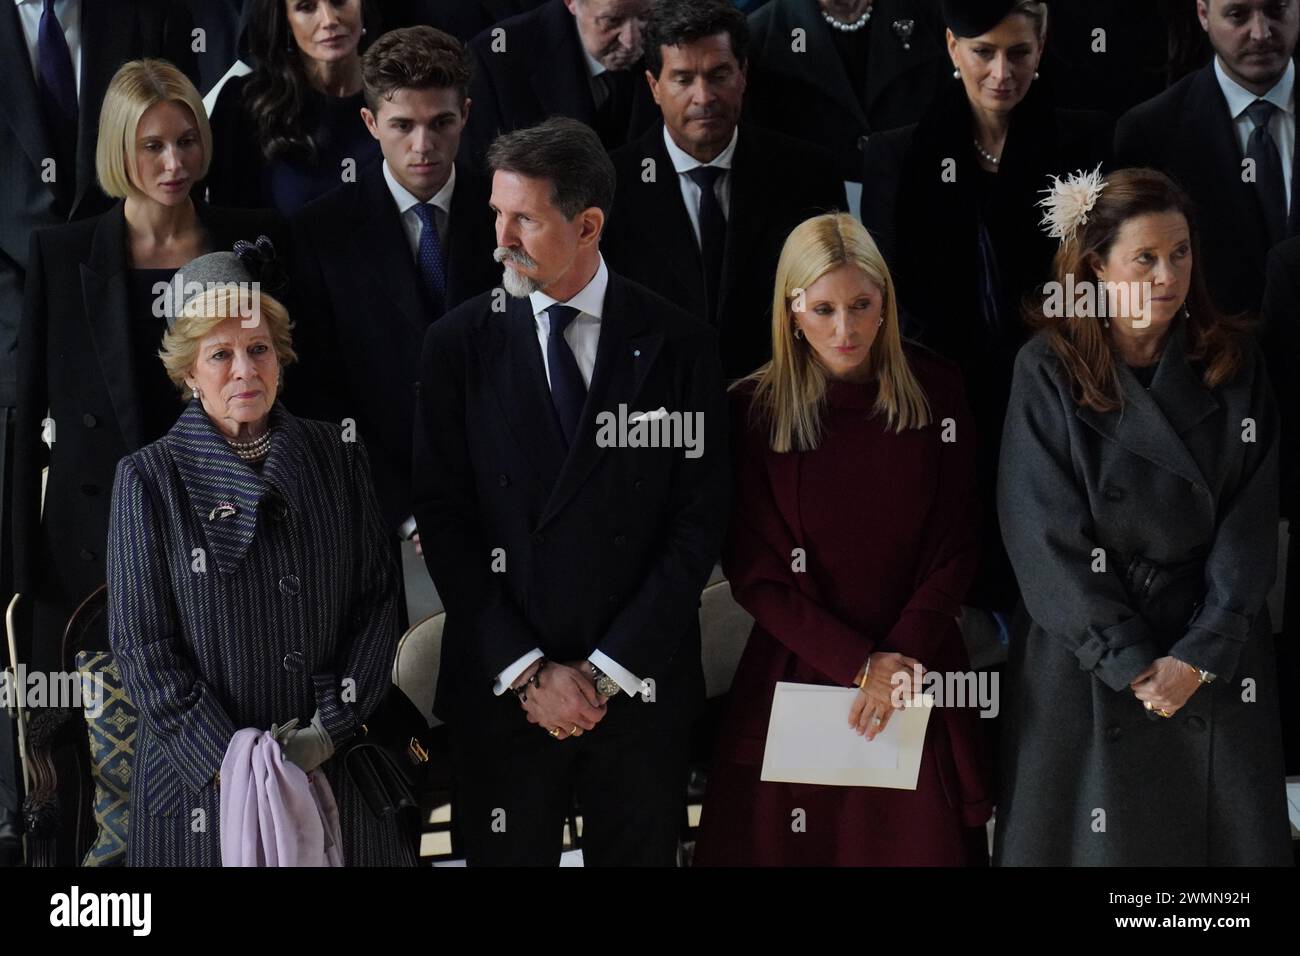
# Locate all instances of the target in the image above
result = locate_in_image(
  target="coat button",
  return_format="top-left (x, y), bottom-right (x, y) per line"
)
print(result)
top-left (79, 548), bottom-right (96, 561)
top-left (80, 483), bottom-right (99, 496)
top-left (82, 414), bottom-right (98, 428)
top-left (1103, 484), bottom-right (1125, 502)
top-left (1105, 725), bottom-right (1122, 741)
top-left (283, 650), bottom-right (304, 672)
top-left (279, 575), bottom-right (301, 596)
top-left (498, 474), bottom-right (510, 487)
top-left (614, 534), bottom-right (627, 547)
top-left (1187, 715), bottom-right (1206, 732)
top-left (266, 497), bottom-right (288, 522)
top-left (633, 479), bottom-right (645, 491)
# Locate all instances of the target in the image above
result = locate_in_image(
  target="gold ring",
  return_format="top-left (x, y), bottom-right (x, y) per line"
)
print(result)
top-left (1143, 700), bottom-right (1154, 711)
top-left (1155, 708), bottom-right (1172, 719)
top-left (571, 726), bottom-right (580, 735)
top-left (549, 727), bottom-right (563, 738)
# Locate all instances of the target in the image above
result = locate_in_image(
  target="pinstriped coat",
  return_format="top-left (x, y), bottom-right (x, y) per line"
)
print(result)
top-left (106, 399), bottom-right (415, 867)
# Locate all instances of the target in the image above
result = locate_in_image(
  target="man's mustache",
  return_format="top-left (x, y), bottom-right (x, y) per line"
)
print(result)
top-left (494, 247), bottom-right (538, 269)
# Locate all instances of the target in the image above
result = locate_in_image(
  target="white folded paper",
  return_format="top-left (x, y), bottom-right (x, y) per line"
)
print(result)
top-left (760, 681), bottom-right (934, 789)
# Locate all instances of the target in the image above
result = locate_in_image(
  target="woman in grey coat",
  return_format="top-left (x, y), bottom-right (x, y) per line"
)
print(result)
top-left (106, 239), bottom-right (416, 866)
top-left (994, 168), bottom-right (1293, 866)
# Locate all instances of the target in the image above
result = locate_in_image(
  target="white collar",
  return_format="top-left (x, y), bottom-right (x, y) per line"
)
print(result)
top-left (529, 254), bottom-right (609, 320)
top-left (1214, 56), bottom-right (1295, 120)
top-left (382, 158), bottom-right (456, 216)
top-left (582, 46), bottom-right (607, 78)
top-left (662, 123), bottom-right (739, 175)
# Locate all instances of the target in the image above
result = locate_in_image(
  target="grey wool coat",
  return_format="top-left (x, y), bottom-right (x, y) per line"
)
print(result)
top-left (106, 399), bottom-right (416, 867)
top-left (993, 325), bottom-right (1293, 866)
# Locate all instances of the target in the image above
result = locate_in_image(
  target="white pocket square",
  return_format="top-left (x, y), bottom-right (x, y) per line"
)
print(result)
top-left (629, 407), bottom-right (669, 423)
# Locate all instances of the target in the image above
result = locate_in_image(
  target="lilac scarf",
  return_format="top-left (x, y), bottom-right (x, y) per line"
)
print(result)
top-left (219, 728), bottom-right (344, 867)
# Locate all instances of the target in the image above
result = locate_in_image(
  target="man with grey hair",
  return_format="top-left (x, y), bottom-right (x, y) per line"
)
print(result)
top-left (412, 117), bottom-right (730, 865)
top-left (462, 0), bottom-right (660, 161)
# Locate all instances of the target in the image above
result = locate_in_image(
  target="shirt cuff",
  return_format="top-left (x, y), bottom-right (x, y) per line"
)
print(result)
top-left (588, 650), bottom-right (646, 699)
top-left (493, 648), bottom-right (544, 696)
top-left (397, 515), bottom-right (418, 540)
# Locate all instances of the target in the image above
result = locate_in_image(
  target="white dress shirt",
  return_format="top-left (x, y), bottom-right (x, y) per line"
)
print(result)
top-left (662, 124), bottom-right (737, 248)
top-left (491, 254), bottom-right (646, 701)
top-left (15, 0), bottom-right (82, 100)
top-left (382, 157), bottom-right (455, 256)
top-left (1215, 55), bottom-right (1295, 210)
top-left (385, 159), bottom-right (456, 541)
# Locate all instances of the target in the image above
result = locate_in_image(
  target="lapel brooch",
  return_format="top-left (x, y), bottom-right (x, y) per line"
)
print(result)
top-left (892, 19), bottom-right (915, 50)
top-left (208, 502), bottom-right (238, 521)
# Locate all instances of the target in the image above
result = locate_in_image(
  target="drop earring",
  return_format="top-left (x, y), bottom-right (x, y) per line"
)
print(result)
top-left (953, 68), bottom-right (961, 79)
top-left (192, 387), bottom-right (201, 399)
top-left (1033, 71), bottom-right (1040, 81)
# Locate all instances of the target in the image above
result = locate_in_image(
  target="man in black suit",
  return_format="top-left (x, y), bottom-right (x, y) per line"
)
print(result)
top-left (604, 0), bottom-right (846, 381)
top-left (413, 117), bottom-right (729, 865)
top-left (462, 0), bottom-right (659, 161)
top-left (1116, 0), bottom-right (1300, 316)
top-left (290, 26), bottom-right (497, 546)
top-left (0, 0), bottom-right (197, 866)
top-left (744, 0), bottom-right (950, 183)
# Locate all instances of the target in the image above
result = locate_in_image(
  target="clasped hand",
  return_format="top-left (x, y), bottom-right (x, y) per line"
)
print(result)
top-left (516, 660), bottom-right (607, 740)
top-left (1130, 656), bottom-right (1202, 717)
top-left (848, 651), bottom-right (924, 741)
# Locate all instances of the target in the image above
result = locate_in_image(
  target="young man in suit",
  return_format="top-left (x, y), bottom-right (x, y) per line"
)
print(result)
top-left (290, 26), bottom-right (498, 549)
top-left (413, 117), bottom-right (729, 866)
top-left (1116, 0), bottom-right (1300, 315)
top-left (0, 0), bottom-right (198, 867)
top-left (603, 0), bottom-right (846, 381)
top-left (462, 0), bottom-right (659, 161)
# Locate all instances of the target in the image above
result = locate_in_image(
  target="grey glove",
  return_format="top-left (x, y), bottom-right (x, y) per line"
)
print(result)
top-left (270, 711), bottom-right (334, 773)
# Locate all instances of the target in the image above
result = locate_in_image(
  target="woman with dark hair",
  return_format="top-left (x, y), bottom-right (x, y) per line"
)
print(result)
top-left (206, 0), bottom-right (383, 214)
top-left (861, 0), bottom-right (1111, 615)
top-left (994, 167), bottom-right (1292, 866)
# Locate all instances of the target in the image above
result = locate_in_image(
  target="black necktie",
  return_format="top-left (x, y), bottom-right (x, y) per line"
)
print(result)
top-left (1246, 99), bottom-right (1288, 245)
top-left (687, 165), bottom-right (727, 322)
top-left (38, 0), bottom-right (78, 200)
top-left (592, 70), bottom-right (630, 148)
top-left (545, 305), bottom-right (586, 447)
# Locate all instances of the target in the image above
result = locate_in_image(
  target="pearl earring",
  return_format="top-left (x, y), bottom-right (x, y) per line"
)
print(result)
top-left (1033, 71), bottom-right (1040, 81)
top-left (953, 69), bottom-right (961, 79)
top-left (192, 387), bottom-right (201, 399)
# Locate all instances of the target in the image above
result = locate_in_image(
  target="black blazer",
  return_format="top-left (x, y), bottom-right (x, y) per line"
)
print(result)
top-left (604, 123), bottom-right (846, 380)
top-left (382, 0), bottom-right (545, 39)
top-left (461, 0), bottom-right (659, 163)
top-left (1116, 62), bottom-right (1300, 316)
top-left (0, 0), bottom-right (198, 408)
top-left (12, 200), bottom-right (282, 669)
top-left (411, 269), bottom-right (730, 727)
top-left (288, 160), bottom-right (499, 532)
top-left (744, 0), bottom-right (950, 183)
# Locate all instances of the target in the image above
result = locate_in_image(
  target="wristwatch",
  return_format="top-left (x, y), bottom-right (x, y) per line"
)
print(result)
top-left (1183, 661), bottom-right (1216, 685)
top-left (588, 662), bottom-right (621, 699)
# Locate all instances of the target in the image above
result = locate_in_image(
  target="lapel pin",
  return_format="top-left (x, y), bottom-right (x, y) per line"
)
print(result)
top-left (892, 19), bottom-right (915, 50)
top-left (209, 503), bottom-right (238, 521)
top-left (633, 348), bottom-right (641, 357)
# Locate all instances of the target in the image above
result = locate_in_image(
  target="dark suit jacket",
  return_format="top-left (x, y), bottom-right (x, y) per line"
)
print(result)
top-left (381, 0), bottom-right (545, 39)
top-left (13, 200), bottom-right (281, 669)
top-left (744, 0), bottom-right (950, 183)
top-left (604, 123), bottom-right (846, 380)
top-left (462, 0), bottom-right (659, 162)
top-left (0, 0), bottom-right (198, 407)
top-left (1115, 62), bottom-right (1300, 316)
top-left (289, 160), bottom-right (499, 532)
top-left (411, 269), bottom-right (730, 729)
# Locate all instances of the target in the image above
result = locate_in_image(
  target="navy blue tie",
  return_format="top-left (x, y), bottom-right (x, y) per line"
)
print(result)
top-left (411, 203), bottom-right (447, 313)
top-left (1246, 100), bottom-right (1288, 245)
top-left (38, 0), bottom-right (78, 196)
top-left (687, 165), bottom-right (726, 321)
top-left (545, 305), bottom-right (586, 447)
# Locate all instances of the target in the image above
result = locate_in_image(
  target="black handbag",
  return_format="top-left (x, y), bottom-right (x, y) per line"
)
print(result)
top-left (336, 686), bottom-right (432, 821)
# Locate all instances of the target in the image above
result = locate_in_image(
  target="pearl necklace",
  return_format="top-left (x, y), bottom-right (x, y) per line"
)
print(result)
top-left (822, 3), bottom-right (872, 32)
top-left (973, 139), bottom-right (1001, 166)
top-left (227, 430), bottom-right (272, 463)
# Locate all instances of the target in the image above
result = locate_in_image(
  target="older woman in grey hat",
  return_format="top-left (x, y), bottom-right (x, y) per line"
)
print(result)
top-left (105, 239), bottom-right (415, 866)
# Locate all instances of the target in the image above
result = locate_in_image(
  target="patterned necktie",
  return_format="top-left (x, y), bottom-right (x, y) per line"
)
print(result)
top-left (1246, 99), bottom-right (1288, 245)
top-left (545, 305), bottom-right (586, 447)
top-left (411, 203), bottom-right (447, 314)
top-left (686, 165), bottom-right (727, 321)
top-left (38, 0), bottom-right (78, 198)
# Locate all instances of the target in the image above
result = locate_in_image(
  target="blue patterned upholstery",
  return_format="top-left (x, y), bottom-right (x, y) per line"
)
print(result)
top-left (74, 650), bottom-right (137, 866)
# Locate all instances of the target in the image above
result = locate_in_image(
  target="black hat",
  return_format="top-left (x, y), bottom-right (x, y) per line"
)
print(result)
top-left (942, 0), bottom-right (1035, 38)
